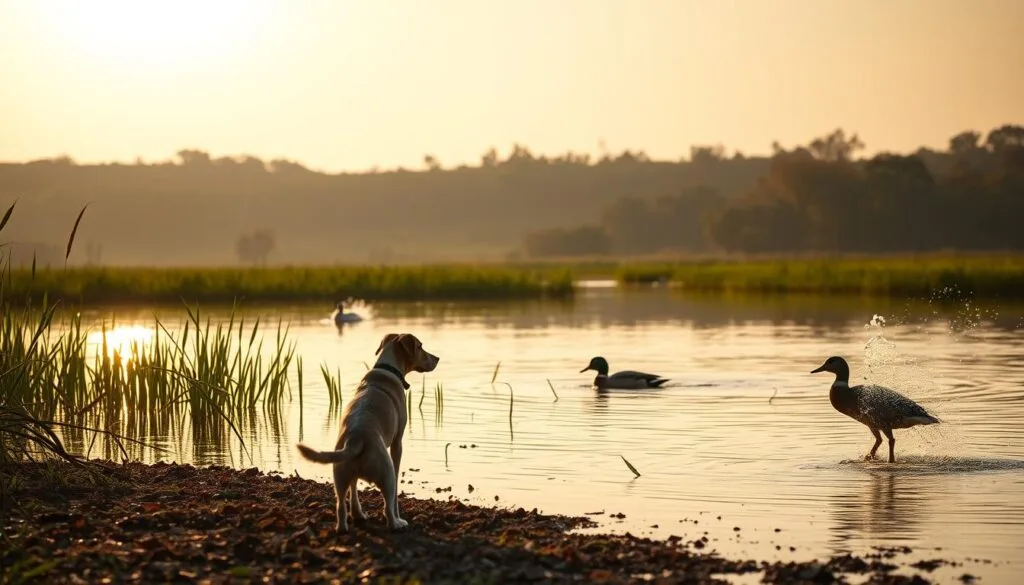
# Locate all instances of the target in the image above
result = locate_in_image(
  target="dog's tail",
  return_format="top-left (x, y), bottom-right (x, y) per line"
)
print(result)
top-left (296, 440), bottom-right (363, 464)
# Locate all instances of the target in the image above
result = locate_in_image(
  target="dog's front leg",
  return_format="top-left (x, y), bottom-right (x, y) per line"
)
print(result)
top-left (389, 441), bottom-right (404, 522)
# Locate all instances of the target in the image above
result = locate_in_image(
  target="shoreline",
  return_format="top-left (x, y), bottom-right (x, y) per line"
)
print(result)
top-left (0, 460), bottom-right (971, 584)
top-left (4, 254), bottom-right (1024, 304)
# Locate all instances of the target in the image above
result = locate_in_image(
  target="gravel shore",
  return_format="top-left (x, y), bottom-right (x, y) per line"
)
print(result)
top-left (0, 461), bottom-right (957, 584)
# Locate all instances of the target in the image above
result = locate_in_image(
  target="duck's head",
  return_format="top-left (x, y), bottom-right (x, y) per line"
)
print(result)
top-left (810, 356), bottom-right (850, 378)
top-left (335, 301), bottom-right (346, 311)
top-left (580, 356), bottom-right (610, 376)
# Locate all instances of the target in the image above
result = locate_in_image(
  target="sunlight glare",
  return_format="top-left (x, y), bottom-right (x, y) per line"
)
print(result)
top-left (88, 325), bottom-right (156, 359)
top-left (47, 0), bottom-right (266, 70)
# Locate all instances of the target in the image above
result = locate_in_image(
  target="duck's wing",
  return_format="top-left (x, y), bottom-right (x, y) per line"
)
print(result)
top-left (611, 370), bottom-right (668, 384)
top-left (854, 384), bottom-right (939, 426)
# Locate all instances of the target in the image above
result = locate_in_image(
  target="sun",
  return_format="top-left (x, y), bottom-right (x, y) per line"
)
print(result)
top-left (46, 0), bottom-right (266, 71)
top-left (87, 325), bottom-right (156, 360)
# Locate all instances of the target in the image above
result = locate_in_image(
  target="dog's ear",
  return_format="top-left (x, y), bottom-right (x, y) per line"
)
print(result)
top-left (375, 333), bottom-right (401, 356)
top-left (397, 334), bottom-right (420, 360)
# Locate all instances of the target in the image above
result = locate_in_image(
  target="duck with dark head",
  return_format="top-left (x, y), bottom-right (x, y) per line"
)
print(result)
top-left (580, 356), bottom-right (669, 390)
top-left (811, 355), bottom-right (940, 463)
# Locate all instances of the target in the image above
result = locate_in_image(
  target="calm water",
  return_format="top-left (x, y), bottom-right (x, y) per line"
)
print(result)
top-left (74, 286), bottom-right (1024, 583)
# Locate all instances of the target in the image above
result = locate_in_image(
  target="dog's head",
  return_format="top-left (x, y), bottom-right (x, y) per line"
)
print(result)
top-left (375, 333), bottom-right (440, 374)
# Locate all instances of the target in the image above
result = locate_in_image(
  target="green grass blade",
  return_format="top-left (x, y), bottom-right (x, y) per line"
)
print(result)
top-left (64, 204), bottom-right (90, 265)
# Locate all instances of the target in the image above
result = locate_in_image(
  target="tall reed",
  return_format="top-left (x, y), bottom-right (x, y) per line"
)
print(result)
top-left (1, 202), bottom-right (306, 470)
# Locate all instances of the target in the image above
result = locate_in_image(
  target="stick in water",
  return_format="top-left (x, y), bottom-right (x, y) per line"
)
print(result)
top-left (621, 455), bottom-right (641, 478)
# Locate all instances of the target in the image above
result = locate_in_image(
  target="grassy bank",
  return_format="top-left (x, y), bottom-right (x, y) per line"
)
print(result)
top-left (4, 265), bottom-right (575, 304)
top-left (614, 255), bottom-right (1024, 299)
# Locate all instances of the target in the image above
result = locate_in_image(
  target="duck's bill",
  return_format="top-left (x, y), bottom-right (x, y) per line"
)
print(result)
top-left (579, 367), bottom-right (589, 373)
top-left (810, 365), bottom-right (826, 373)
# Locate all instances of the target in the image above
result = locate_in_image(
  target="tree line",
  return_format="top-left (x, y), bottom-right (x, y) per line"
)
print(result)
top-left (0, 125), bottom-right (1020, 266)
top-left (524, 125), bottom-right (1024, 257)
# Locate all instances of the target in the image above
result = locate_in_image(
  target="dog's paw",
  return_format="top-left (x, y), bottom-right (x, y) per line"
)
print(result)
top-left (335, 522), bottom-right (350, 534)
top-left (390, 517), bottom-right (409, 531)
top-left (352, 510), bottom-right (369, 523)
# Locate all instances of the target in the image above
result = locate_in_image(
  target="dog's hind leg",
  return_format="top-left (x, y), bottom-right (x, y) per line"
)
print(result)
top-left (348, 480), bottom-right (368, 523)
top-left (333, 465), bottom-right (357, 534)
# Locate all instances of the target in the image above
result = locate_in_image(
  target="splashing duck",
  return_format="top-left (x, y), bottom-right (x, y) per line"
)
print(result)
top-left (333, 300), bottom-right (363, 325)
top-left (580, 356), bottom-right (669, 390)
top-left (811, 356), bottom-right (940, 462)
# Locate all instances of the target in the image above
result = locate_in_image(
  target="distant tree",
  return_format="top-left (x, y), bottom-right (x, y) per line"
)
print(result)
top-left (690, 145), bottom-right (726, 165)
top-left (236, 229), bottom-right (275, 266)
top-left (863, 154), bottom-right (938, 250)
top-left (808, 129), bottom-right (865, 162)
top-left (268, 159), bottom-right (311, 174)
top-left (423, 155), bottom-right (442, 171)
top-left (236, 155), bottom-right (268, 172)
top-left (177, 149), bottom-right (212, 166)
top-left (523, 225), bottom-right (610, 257)
top-left (985, 125), bottom-right (1024, 153)
top-left (949, 130), bottom-right (982, 155)
top-left (506, 144), bottom-right (536, 165)
top-left (480, 148), bottom-right (499, 167)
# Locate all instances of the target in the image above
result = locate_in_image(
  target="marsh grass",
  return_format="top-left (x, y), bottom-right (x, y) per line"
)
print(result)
top-left (319, 363), bottom-right (344, 414)
top-left (615, 256), bottom-right (1024, 298)
top-left (2, 301), bottom-right (302, 463)
top-left (1, 202), bottom-right (137, 498)
top-left (418, 377), bottom-right (426, 411)
top-left (1, 202), bottom-right (306, 483)
top-left (495, 382), bottom-right (514, 442)
top-left (434, 383), bottom-right (444, 426)
top-left (5, 265), bottom-right (576, 304)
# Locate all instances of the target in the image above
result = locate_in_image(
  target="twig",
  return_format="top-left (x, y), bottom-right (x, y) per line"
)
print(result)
top-left (547, 379), bottom-right (559, 402)
top-left (621, 455), bottom-right (641, 478)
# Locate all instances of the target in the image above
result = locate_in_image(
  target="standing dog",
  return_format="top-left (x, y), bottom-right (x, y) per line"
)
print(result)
top-left (297, 333), bottom-right (440, 533)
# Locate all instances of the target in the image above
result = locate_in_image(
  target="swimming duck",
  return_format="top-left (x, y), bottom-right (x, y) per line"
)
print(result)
top-left (580, 356), bottom-right (669, 390)
top-left (333, 301), bottom-right (363, 325)
top-left (811, 356), bottom-right (940, 463)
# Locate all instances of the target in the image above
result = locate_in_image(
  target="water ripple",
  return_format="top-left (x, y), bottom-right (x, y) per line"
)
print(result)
top-left (76, 291), bottom-right (1024, 575)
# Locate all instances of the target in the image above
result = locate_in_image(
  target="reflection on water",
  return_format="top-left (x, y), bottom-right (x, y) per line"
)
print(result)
top-left (64, 288), bottom-right (1024, 580)
top-left (828, 467), bottom-right (929, 552)
top-left (86, 324), bottom-right (156, 358)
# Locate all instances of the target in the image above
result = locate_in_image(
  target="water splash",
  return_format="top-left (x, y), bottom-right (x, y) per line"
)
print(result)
top-left (858, 312), bottom-right (957, 458)
top-left (342, 298), bottom-right (376, 321)
top-left (923, 285), bottom-right (999, 336)
top-left (318, 298), bottom-right (376, 326)
top-left (835, 455), bottom-right (1024, 476)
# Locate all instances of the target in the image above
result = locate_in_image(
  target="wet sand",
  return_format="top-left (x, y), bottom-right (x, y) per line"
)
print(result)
top-left (1, 461), bottom-right (975, 584)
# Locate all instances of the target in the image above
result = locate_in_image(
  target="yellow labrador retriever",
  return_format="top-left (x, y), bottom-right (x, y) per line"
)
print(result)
top-left (297, 333), bottom-right (439, 533)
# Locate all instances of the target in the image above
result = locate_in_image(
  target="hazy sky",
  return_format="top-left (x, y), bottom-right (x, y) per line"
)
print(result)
top-left (1, 0), bottom-right (1021, 172)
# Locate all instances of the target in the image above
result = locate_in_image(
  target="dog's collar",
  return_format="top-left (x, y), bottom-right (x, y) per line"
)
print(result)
top-left (373, 363), bottom-right (410, 390)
